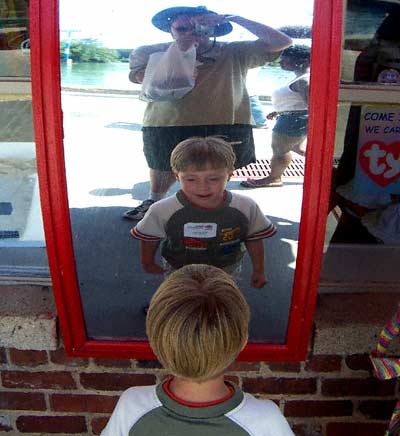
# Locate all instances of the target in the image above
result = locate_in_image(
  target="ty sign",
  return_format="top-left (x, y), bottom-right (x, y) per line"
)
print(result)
top-left (355, 106), bottom-right (400, 194)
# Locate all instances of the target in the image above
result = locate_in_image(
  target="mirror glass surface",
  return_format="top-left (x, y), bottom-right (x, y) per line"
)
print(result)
top-left (321, 0), bottom-right (400, 290)
top-left (59, 0), bottom-right (314, 342)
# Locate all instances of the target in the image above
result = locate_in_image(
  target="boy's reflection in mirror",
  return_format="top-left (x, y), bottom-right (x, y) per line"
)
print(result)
top-left (123, 5), bottom-right (292, 221)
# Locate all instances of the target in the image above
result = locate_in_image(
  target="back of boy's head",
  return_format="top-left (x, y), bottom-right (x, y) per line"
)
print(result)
top-left (146, 264), bottom-right (249, 381)
top-left (170, 136), bottom-right (236, 173)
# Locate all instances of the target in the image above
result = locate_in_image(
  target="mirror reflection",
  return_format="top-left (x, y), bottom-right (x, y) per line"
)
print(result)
top-left (59, 0), bottom-right (314, 342)
top-left (322, 0), bottom-right (400, 287)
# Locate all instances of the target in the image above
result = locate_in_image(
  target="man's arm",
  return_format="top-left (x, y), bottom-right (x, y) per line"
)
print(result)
top-left (129, 43), bottom-right (169, 83)
top-left (195, 14), bottom-right (292, 51)
top-left (129, 69), bottom-right (145, 83)
top-left (227, 15), bottom-right (292, 51)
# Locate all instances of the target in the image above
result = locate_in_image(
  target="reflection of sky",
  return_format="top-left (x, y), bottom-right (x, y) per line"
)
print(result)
top-left (59, 0), bottom-right (314, 48)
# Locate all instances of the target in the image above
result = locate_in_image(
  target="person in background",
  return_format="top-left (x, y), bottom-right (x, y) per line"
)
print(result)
top-left (123, 5), bottom-right (292, 221)
top-left (130, 136), bottom-right (277, 289)
top-left (241, 45), bottom-right (311, 188)
top-left (100, 264), bottom-right (295, 436)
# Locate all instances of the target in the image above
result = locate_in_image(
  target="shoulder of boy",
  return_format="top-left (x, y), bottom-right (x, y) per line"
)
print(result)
top-left (101, 385), bottom-right (160, 436)
top-left (235, 393), bottom-right (294, 435)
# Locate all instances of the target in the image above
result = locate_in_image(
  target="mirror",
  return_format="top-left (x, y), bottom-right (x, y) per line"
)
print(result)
top-left (30, 0), bottom-right (342, 358)
top-left (57, 0), bottom-right (315, 344)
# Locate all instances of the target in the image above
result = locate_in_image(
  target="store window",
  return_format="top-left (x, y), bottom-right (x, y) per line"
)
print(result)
top-left (0, 0), bottom-right (48, 281)
top-left (320, 0), bottom-right (400, 291)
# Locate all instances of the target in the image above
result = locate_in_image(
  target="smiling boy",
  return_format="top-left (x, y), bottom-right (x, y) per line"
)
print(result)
top-left (130, 136), bottom-right (276, 288)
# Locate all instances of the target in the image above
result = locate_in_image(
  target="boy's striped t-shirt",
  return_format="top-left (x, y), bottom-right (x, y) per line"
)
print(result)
top-left (100, 382), bottom-right (294, 436)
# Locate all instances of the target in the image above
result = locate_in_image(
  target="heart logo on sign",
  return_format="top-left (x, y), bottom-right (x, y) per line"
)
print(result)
top-left (359, 140), bottom-right (400, 187)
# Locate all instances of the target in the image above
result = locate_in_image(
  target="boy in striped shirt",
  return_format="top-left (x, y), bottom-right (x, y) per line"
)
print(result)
top-left (131, 136), bottom-right (276, 288)
top-left (101, 264), bottom-right (294, 436)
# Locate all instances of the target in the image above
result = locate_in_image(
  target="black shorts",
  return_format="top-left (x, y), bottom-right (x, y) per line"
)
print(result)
top-left (142, 124), bottom-right (256, 171)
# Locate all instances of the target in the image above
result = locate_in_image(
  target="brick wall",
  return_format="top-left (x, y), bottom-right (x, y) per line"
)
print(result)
top-left (1, 290), bottom-right (399, 435)
top-left (0, 346), bottom-right (398, 435)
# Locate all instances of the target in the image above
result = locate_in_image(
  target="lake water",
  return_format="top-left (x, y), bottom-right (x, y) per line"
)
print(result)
top-left (60, 61), bottom-right (295, 96)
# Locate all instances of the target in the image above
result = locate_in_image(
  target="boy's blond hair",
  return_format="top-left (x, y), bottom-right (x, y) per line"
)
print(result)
top-left (146, 264), bottom-right (249, 381)
top-left (170, 136), bottom-right (236, 173)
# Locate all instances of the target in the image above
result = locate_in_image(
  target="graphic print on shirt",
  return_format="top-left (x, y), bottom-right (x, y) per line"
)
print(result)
top-left (183, 223), bottom-right (243, 252)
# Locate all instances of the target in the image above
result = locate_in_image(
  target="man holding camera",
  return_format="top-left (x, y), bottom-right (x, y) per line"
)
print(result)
top-left (124, 6), bottom-right (292, 221)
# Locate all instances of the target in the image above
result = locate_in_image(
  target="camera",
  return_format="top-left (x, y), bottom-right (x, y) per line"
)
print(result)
top-left (194, 23), bottom-right (215, 37)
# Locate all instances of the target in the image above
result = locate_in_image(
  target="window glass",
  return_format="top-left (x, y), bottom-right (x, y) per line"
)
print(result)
top-left (320, 0), bottom-right (400, 291)
top-left (341, 0), bottom-right (400, 85)
top-left (0, 0), bottom-right (49, 281)
top-left (321, 100), bottom-right (400, 288)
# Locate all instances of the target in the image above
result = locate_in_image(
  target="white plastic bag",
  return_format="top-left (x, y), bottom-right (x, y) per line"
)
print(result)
top-left (140, 42), bottom-right (197, 102)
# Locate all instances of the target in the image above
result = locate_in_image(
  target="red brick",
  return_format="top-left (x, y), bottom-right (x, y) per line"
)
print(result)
top-left (80, 372), bottom-right (156, 391)
top-left (268, 362), bottom-right (301, 373)
top-left (242, 377), bottom-right (316, 395)
top-left (136, 360), bottom-right (163, 369)
top-left (326, 422), bottom-right (388, 436)
top-left (0, 347), bottom-right (7, 364)
top-left (0, 392), bottom-right (46, 410)
top-left (50, 348), bottom-right (89, 367)
top-left (94, 358), bottom-right (132, 368)
top-left (345, 354), bottom-right (373, 372)
top-left (9, 349), bottom-right (48, 366)
top-left (321, 377), bottom-right (395, 397)
top-left (50, 394), bottom-right (119, 413)
top-left (284, 400), bottom-right (353, 417)
top-left (227, 361), bottom-right (261, 372)
top-left (2, 371), bottom-right (76, 390)
top-left (305, 355), bottom-right (342, 372)
top-left (16, 415), bottom-right (87, 433)
top-left (290, 423), bottom-right (322, 436)
top-left (358, 399), bottom-right (397, 420)
top-left (224, 375), bottom-right (239, 385)
top-left (91, 417), bottom-right (109, 435)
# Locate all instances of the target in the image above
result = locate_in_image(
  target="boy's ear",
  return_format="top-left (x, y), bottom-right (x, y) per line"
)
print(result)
top-left (174, 172), bottom-right (179, 180)
top-left (227, 172), bottom-right (234, 181)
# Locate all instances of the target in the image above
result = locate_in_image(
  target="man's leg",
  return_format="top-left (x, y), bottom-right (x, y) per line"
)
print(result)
top-left (148, 169), bottom-right (176, 201)
top-left (124, 125), bottom-right (179, 221)
top-left (123, 169), bottom-right (176, 221)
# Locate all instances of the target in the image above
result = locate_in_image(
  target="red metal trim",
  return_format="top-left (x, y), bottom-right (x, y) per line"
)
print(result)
top-left (285, 0), bottom-right (343, 359)
top-left (30, 0), bottom-right (88, 352)
top-left (31, 0), bottom-right (342, 360)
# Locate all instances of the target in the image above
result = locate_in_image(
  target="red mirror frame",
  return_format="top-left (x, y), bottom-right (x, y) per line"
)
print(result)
top-left (30, 0), bottom-right (342, 360)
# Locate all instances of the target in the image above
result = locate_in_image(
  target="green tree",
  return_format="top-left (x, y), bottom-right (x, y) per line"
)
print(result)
top-left (60, 39), bottom-right (119, 63)
top-left (278, 25), bottom-right (312, 39)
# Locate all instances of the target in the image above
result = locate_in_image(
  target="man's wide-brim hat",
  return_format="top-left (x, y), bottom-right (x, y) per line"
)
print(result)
top-left (151, 6), bottom-right (233, 37)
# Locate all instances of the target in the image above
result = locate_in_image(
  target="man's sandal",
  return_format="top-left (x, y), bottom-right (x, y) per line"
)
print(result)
top-left (240, 178), bottom-right (283, 188)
